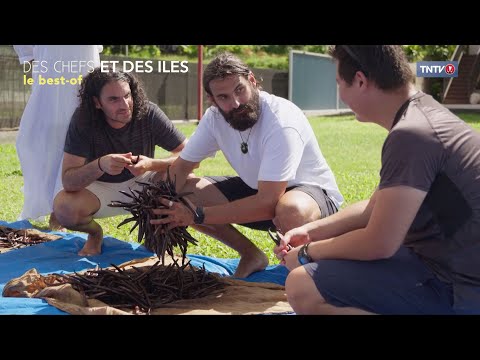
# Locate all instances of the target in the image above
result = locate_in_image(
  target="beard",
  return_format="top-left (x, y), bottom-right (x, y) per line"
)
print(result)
top-left (219, 89), bottom-right (260, 131)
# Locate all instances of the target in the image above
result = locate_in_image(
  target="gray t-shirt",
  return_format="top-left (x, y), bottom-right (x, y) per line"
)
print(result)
top-left (379, 92), bottom-right (480, 313)
top-left (64, 101), bottom-right (185, 183)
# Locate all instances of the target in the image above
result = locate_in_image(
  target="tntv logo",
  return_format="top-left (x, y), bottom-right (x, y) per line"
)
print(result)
top-left (416, 61), bottom-right (458, 78)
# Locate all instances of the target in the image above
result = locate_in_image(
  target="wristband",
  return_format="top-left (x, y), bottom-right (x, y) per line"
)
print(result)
top-left (193, 206), bottom-right (205, 224)
top-left (98, 156), bottom-right (105, 172)
top-left (298, 242), bottom-right (313, 265)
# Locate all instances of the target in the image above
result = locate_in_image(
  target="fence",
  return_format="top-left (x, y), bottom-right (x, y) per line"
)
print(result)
top-left (0, 46), bottom-right (288, 128)
top-left (0, 46), bottom-right (31, 128)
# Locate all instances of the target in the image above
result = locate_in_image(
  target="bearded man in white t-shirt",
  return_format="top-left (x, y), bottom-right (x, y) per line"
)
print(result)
top-left (152, 52), bottom-right (343, 278)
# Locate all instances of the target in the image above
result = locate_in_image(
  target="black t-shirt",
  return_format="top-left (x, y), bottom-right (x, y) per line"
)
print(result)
top-left (64, 101), bottom-right (186, 183)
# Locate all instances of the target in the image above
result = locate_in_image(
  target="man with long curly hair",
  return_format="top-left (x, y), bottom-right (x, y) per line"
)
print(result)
top-left (53, 68), bottom-right (187, 256)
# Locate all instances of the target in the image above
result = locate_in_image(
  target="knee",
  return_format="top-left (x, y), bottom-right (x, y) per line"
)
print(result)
top-left (285, 267), bottom-right (324, 314)
top-left (53, 191), bottom-right (83, 226)
top-left (274, 200), bottom-right (314, 232)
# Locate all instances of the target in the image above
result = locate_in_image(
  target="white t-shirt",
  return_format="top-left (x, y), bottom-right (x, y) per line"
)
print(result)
top-left (180, 91), bottom-right (343, 208)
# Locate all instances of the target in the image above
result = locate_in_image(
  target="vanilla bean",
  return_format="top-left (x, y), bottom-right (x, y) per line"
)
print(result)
top-left (0, 227), bottom-right (57, 250)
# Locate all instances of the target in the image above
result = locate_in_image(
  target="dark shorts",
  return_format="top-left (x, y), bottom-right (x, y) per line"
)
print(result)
top-left (303, 246), bottom-right (455, 315)
top-left (204, 176), bottom-right (338, 231)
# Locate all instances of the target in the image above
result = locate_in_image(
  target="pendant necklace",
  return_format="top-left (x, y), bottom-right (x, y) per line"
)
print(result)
top-left (239, 127), bottom-right (253, 154)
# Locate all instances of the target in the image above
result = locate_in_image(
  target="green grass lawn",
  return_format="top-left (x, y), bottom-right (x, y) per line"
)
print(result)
top-left (2, 112), bottom-right (479, 265)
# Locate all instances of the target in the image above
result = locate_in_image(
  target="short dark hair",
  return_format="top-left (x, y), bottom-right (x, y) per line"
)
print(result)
top-left (203, 52), bottom-right (260, 95)
top-left (329, 45), bottom-right (414, 90)
top-left (78, 67), bottom-right (148, 122)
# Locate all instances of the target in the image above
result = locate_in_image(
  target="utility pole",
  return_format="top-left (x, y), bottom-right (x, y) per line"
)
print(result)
top-left (197, 45), bottom-right (203, 121)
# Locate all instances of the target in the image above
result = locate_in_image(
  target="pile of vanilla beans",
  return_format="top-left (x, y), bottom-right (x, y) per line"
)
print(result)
top-left (59, 259), bottom-right (224, 314)
top-left (58, 169), bottom-right (225, 312)
top-left (0, 227), bottom-right (52, 250)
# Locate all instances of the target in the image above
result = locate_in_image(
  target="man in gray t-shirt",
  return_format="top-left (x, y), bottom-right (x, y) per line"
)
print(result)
top-left (275, 45), bottom-right (480, 315)
top-left (53, 68), bottom-right (186, 257)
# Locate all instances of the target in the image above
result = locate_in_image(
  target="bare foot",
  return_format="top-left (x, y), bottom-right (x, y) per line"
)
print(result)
top-left (78, 229), bottom-right (103, 256)
top-left (234, 250), bottom-right (269, 278)
top-left (48, 213), bottom-right (67, 232)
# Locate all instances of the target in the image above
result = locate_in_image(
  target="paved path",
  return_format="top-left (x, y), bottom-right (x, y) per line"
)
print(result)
top-left (0, 130), bottom-right (17, 144)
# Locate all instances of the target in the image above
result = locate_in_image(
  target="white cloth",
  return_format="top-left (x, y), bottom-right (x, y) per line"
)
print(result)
top-left (180, 91), bottom-right (344, 208)
top-left (14, 45), bottom-right (103, 220)
top-left (13, 45), bottom-right (34, 64)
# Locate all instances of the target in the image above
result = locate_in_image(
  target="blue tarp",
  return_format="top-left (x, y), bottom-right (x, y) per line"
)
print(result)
top-left (0, 220), bottom-right (289, 315)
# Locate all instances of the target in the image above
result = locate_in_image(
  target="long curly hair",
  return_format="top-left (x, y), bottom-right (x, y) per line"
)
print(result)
top-left (78, 67), bottom-right (148, 123)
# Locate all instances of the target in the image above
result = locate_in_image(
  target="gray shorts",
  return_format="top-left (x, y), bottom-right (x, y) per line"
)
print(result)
top-left (204, 176), bottom-right (338, 231)
top-left (86, 171), bottom-right (157, 218)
